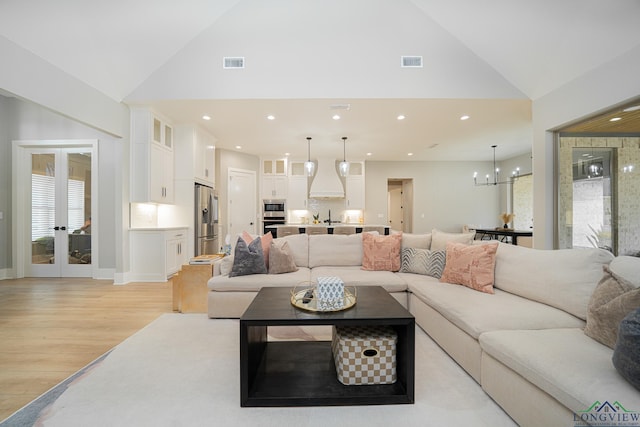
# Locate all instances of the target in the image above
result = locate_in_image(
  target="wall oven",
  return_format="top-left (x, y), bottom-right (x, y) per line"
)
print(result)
top-left (263, 199), bottom-right (286, 234)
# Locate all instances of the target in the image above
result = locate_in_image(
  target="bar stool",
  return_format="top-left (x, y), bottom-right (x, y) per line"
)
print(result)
top-left (276, 226), bottom-right (299, 238)
top-left (332, 226), bottom-right (356, 235)
top-left (305, 227), bottom-right (328, 235)
top-left (362, 226), bottom-right (385, 234)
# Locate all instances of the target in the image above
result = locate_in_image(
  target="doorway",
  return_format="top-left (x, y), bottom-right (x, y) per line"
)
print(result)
top-left (387, 179), bottom-right (413, 233)
top-left (227, 168), bottom-right (257, 247)
top-left (13, 140), bottom-right (98, 278)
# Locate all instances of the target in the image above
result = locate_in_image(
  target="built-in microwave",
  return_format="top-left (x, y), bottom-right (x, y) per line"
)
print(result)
top-left (263, 199), bottom-right (286, 217)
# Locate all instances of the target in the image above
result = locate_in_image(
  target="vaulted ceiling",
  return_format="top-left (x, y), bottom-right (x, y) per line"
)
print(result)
top-left (1, 0), bottom-right (639, 161)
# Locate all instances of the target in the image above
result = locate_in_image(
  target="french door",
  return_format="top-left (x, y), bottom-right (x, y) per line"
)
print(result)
top-left (15, 141), bottom-right (97, 277)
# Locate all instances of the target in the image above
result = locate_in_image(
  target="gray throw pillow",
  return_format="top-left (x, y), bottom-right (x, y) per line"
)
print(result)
top-left (613, 308), bottom-right (640, 391)
top-left (268, 241), bottom-right (298, 274)
top-left (584, 266), bottom-right (640, 348)
top-left (229, 236), bottom-right (267, 277)
top-left (400, 248), bottom-right (446, 278)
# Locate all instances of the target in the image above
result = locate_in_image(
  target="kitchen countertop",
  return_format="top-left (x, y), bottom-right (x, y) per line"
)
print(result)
top-left (265, 224), bottom-right (389, 228)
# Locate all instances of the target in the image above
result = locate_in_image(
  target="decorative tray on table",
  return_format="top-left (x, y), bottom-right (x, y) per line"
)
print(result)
top-left (290, 286), bottom-right (357, 313)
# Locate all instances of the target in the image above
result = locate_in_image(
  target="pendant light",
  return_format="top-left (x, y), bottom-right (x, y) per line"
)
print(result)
top-left (304, 137), bottom-right (315, 177)
top-left (339, 136), bottom-right (350, 177)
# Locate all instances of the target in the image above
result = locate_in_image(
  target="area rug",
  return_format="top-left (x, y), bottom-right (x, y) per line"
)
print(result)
top-left (1, 314), bottom-right (515, 427)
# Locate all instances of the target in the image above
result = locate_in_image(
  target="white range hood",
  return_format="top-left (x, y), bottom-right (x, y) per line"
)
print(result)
top-left (309, 158), bottom-right (345, 199)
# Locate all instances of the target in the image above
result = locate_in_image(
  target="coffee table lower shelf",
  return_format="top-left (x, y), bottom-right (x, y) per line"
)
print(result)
top-left (243, 340), bottom-right (412, 407)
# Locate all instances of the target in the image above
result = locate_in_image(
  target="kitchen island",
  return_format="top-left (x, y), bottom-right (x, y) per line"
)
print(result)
top-left (265, 224), bottom-right (390, 237)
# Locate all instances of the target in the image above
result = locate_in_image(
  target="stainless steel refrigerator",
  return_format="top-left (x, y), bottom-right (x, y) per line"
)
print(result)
top-left (195, 184), bottom-right (219, 255)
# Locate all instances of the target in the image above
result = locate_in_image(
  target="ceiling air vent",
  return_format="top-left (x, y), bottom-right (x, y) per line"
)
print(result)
top-left (223, 57), bottom-right (245, 69)
top-left (401, 56), bottom-right (423, 68)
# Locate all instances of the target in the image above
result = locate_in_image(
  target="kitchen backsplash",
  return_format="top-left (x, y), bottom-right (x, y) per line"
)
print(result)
top-left (288, 198), bottom-right (363, 224)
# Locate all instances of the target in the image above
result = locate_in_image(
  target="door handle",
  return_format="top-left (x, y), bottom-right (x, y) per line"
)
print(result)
top-left (250, 222), bottom-right (254, 226)
top-left (53, 226), bottom-right (60, 230)
top-left (61, 226), bottom-right (66, 231)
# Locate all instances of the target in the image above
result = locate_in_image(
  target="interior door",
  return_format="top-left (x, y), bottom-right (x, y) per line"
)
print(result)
top-left (228, 168), bottom-right (257, 248)
top-left (27, 148), bottom-right (94, 277)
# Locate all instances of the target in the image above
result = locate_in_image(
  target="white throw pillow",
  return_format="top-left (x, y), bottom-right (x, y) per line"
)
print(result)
top-left (430, 229), bottom-right (475, 251)
top-left (609, 256), bottom-right (640, 288)
top-left (401, 233), bottom-right (432, 250)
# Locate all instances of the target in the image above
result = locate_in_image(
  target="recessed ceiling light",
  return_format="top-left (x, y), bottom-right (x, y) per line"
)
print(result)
top-left (397, 115), bottom-right (406, 120)
top-left (202, 115), bottom-right (211, 121)
top-left (460, 115), bottom-right (470, 121)
top-left (267, 115), bottom-right (275, 120)
top-left (332, 114), bottom-right (341, 120)
top-left (408, 152), bottom-right (414, 156)
top-left (366, 152), bottom-right (373, 156)
top-left (235, 145), bottom-right (242, 150)
top-left (623, 105), bottom-right (640, 112)
top-left (284, 152), bottom-right (290, 156)
top-left (207, 145), bottom-right (215, 150)
top-left (610, 117), bottom-right (622, 122)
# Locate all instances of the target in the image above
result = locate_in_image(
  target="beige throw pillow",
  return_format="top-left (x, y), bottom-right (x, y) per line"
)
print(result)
top-left (268, 241), bottom-right (298, 274)
top-left (584, 266), bottom-right (640, 349)
top-left (430, 229), bottom-right (475, 251)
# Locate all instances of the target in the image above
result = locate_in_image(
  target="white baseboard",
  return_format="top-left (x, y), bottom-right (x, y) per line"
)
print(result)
top-left (0, 268), bottom-right (15, 280)
top-left (94, 268), bottom-right (115, 281)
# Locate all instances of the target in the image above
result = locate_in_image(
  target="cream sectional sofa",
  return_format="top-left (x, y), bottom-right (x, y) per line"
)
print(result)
top-left (206, 232), bottom-right (640, 426)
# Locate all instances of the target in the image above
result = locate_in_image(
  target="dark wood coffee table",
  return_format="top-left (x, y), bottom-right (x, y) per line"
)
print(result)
top-left (240, 286), bottom-right (415, 407)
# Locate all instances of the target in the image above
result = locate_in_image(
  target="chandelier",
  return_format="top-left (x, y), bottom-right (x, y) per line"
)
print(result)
top-left (474, 145), bottom-right (520, 186)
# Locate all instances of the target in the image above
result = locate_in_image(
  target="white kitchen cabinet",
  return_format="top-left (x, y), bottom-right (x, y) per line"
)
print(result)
top-left (345, 162), bottom-right (365, 209)
top-left (262, 176), bottom-right (288, 199)
top-left (131, 108), bottom-right (175, 204)
top-left (130, 228), bottom-right (188, 281)
top-left (263, 159), bottom-right (287, 176)
top-left (174, 125), bottom-right (216, 187)
top-left (287, 161), bottom-right (308, 209)
top-left (261, 158), bottom-right (288, 199)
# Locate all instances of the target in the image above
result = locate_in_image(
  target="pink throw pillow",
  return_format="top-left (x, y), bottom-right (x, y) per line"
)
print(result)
top-left (440, 242), bottom-right (499, 294)
top-left (362, 232), bottom-right (402, 271)
top-left (242, 231), bottom-right (273, 269)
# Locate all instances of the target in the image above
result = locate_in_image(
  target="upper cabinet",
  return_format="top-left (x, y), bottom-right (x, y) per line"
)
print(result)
top-left (345, 161), bottom-right (365, 209)
top-left (261, 158), bottom-right (288, 199)
top-left (287, 161), bottom-right (308, 209)
top-left (174, 125), bottom-right (216, 187)
top-left (263, 159), bottom-right (287, 176)
top-left (131, 108), bottom-right (175, 204)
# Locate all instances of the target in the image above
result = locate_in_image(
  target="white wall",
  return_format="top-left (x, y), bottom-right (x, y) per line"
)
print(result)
top-left (0, 35), bottom-right (128, 138)
top-left (532, 44), bottom-right (640, 248)
top-left (0, 96), bottom-right (11, 274)
top-left (365, 160), bottom-right (500, 233)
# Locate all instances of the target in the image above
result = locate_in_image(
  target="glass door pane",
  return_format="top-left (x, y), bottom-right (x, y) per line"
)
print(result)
top-left (31, 153), bottom-right (56, 265)
top-left (67, 152), bottom-right (92, 267)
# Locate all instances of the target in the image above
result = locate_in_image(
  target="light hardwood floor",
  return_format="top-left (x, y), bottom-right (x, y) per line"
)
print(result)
top-left (0, 278), bottom-right (173, 421)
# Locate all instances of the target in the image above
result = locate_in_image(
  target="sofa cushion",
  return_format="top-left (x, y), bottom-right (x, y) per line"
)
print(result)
top-left (268, 240), bottom-right (298, 274)
top-left (494, 244), bottom-right (614, 320)
top-left (613, 308), bottom-right (640, 391)
top-left (308, 233), bottom-right (363, 268)
top-left (401, 233), bottom-right (432, 250)
top-left (274, 233), bottom-right (309, 268)
top-left (406, 275), bottom-right (585, 339)
top-left (440, 242), bottom-right (498, 294)
top-left (430, 229), bottom-right (475, 251)
top-left (362, 232), bottom-right (402, 271)
top-left (208, 267), bottom-right (311, 292)
top-left (609, 256), bottom-right (640, 288)
top-left (229, 236), bottom-right (267, 277)
top-left (311, 266), bottom-right (407, 292)
top-left (400, 248), bottom-right (446, 278)
top-left (584, 266), bottom-right (640, 348)
top-left (479, 328), bottom-right (640, 414)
